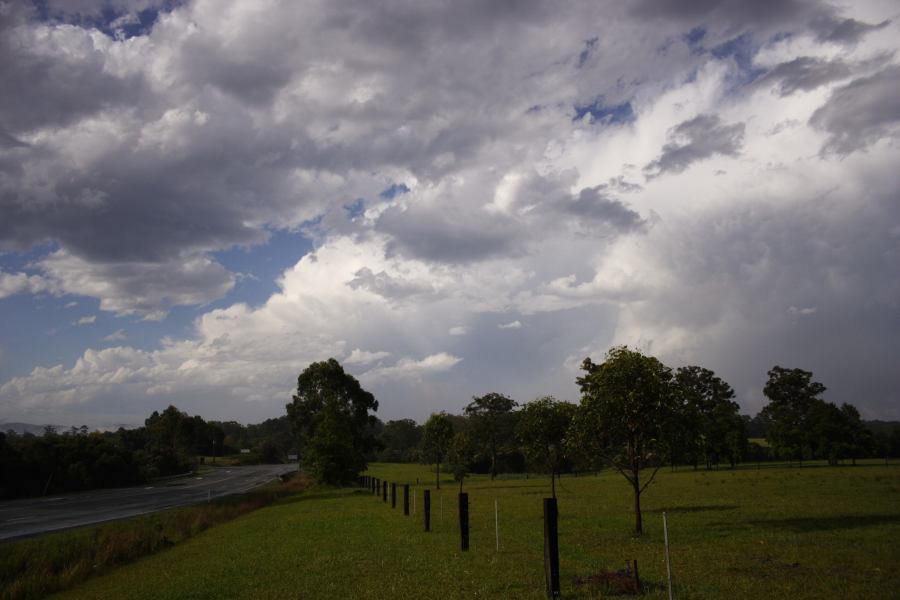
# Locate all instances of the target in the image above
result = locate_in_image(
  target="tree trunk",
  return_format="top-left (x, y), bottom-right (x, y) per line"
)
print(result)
top-left (633, 476), bottom-right (642, 535)
top-left (551, 469), bottom-right (556, 498)
top-left (631, 437), bottom-right (643, 535)
top-left (490, 452), bottom-right (497, 480)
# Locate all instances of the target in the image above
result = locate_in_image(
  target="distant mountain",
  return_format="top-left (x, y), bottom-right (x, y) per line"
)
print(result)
top-left (0, 422), bottom-right (54, 435)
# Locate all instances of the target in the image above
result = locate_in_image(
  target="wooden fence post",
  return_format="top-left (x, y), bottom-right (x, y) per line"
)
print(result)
top-left (403, 484), bottom-right (410, 516)
top-left (543, 497), bottom-right (560, 598)
top-left (424, 489), bottom-right (431, 532)
top-left (383, 480), bottom-right (387, 502)
top-left (459, 492), bottom-right (469, 551)
top-left (392, 482), bottom-right (397, 508)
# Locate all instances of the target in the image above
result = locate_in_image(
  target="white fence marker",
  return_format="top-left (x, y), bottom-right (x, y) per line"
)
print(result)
top-left (664, 511), bottom-right (674, 600)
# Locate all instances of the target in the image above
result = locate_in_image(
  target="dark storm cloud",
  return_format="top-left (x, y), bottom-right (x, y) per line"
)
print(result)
top-left (651, 188), bottom-right (900, 417)
top-left (810, 66), bottom-right (900, 155)
top-left (811, 16), bottom-right (890, 45)
top-left (347, 267), bottom-right (434, 301)
top-left (566, 186), bottom-right (646, 232)
top-left (755, 56), bottom-right (854, 96)
top-left (0, 19), bottom-right (149, 135)
top-left (644, 115), bottom-right (745, 177)
top-left (0, 112), bottom-right (285, 262)
top-left (630, 0), bottom-right (819, 28)
top-left (39, 250), bottom-right (235, 318)
top-left (377, 203), bottom-right (519, 264)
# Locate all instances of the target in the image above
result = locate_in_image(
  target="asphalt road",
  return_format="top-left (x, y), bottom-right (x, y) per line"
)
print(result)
top-left (0, 464), bottom-right (298, 541)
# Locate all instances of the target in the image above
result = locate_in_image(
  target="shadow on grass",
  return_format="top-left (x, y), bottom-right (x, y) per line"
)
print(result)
top-left (655, 504), bottom-right (739, 513)
top-left (747, 514), bottom-right (900, 532)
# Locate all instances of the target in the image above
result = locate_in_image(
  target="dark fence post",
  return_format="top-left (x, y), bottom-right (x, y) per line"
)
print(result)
top-left (424, 490), bottom-right (431, 532)
top-left (459, 492), bottom-right (469, 551)
top-left (543, 497), bottom-right (560, 598)
top-left (383, 480), bottom-right (388, 502)
top-left (392, 482), bottom-right (397, 508)
top-left (403, 484), bottom-right (410, 516)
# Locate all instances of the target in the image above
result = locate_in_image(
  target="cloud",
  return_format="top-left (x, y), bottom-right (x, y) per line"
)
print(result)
top-left (644, 114), bottom-right (745, 178)
top-left (38, 250), bottom-right (235, 319)
top-left (74, 315), bottom-right (96, 326)
top-left (344, 348), bottom-right (391, 365)
top-left (1, 0), bottom-right (899, 427)
top-left (788, 306), bottom-right (817, 316)
top-left (347, 267), bottom-right (435, 301)
top-left (498, 320), bottom-right (522, 330)
top-left (754, 56), bottom-right (854, 96)
top-left (812, 16), bottom-right (890, 45)
top-left (810, 66), bottom-right (900, 155)
top-left (103, 329), bottom-right (127, 341)
top-left (0, 271), bottom-right (59, 299)
top-left (363, 353), bottom-right (462, 382)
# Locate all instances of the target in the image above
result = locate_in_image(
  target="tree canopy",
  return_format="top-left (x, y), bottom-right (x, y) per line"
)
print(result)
top-left (464, 392), bottom-right (518, 480)
top-left (286, 358), bottom-right (379, 484)
top-left (675, 366), bottom-right (746, 468)
top-left (572, 346), bottom-right (678, 534)
top-left (516, 396), bottom-right (576, 497)
top-left (761, 366), bottom-right (873, 464)
top-left (421, 412), bottom-right (454, 489)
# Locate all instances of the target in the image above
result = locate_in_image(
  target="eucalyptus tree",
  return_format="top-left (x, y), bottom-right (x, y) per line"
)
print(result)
top-left (286, 359), bottom-right (378, 484)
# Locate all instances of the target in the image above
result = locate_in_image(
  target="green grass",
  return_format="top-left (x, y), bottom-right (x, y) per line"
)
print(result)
top-left (41, 462), bottom-right (900, 599)
top-left (0, 475), bottom-right (309, 600)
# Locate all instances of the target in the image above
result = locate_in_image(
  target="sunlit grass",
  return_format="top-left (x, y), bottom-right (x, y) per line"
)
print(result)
top-left (41, 461), bottom-right (900, 599)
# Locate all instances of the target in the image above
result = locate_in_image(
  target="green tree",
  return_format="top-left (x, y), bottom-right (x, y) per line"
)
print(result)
top-left (837, 403), bottom-right (875, 465)
top-left (675, 366), bottom-right (744, 469)
top-left (377, 419), bottom-right (423, 462)
top-left (143, 406), bottom-right (193, 476)
top-left (286, 359), bottom-right (379, 484)
top-left (464, 392), bottom-right (518, 480)
top-left (571, 346), bottom-right (678, 535)
top-left (760, 366), bottom-right (826, 463)
top-left (516, 396), bottom-right (576, 497)
top-left (447, 431), bottom-right (475, 492)
top-left (421, 412), bottom-right (454, 489)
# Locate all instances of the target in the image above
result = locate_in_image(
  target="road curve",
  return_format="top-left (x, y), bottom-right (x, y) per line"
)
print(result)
top-left (0, 464), bottom-right (298, 541)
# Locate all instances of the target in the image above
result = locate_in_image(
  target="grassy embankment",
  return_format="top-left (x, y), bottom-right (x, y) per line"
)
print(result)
top-left (0, 474), bottom-right (309, 600)
top-left (31, 460), bottom-right (900, 599)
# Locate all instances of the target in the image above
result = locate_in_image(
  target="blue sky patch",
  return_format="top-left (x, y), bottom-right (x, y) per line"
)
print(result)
top-left (711, 33), bottom-right (767, 85)
top-left (578, 37), bottom-right (599, 67)
top-left (379, 183), bottom-right (410, 199)
top-left (212, 228), bottom-right (313, 307)
top-left (30, 0), bottom-right (182, 39)
top-left (683, 26), bottom-right (707, 52)
top-left (573, 99), bottom-right (634, 124)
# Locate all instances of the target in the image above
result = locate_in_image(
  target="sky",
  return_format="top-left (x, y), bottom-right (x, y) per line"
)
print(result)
top-left (1, 0), bottom-right (899, 429)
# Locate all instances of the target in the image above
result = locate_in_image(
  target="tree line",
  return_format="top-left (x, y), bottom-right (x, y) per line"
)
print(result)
top-left (0, 406), bottom-right (297, 499)
top-left (286, 350), bottom-right (900, 534)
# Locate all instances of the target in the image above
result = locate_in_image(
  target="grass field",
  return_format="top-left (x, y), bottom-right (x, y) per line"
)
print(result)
top-left (43, 462), bottom-right (900, 599)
